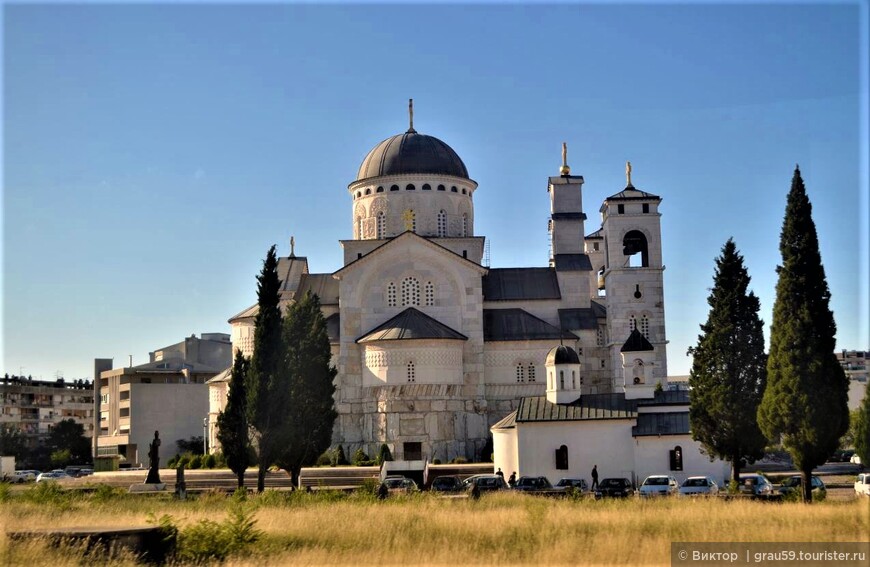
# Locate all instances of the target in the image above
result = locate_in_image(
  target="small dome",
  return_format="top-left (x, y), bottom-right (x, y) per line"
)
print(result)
top-left (356, 131), bottom-right (469, 181)
top-left (546, 345), bottom-right (580, 366)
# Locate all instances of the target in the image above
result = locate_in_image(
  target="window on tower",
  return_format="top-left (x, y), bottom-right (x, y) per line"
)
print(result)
top-left (641, 315), bottom-right (650, 339)
top-left (424, 281), bottom-right (435, 306)
top-left (387, 283), bottom-right (397, 307)
top-left (462, 214), bottom-right (468, 237)
top-left (401, 277), bottom-right (420, 306)
top-left (377, 212), bottom-right (386, 239)
top-left (516, 364), bottom-right (525, 383)
top-left (528, 363), bottom-right (536, 382)
top-left (437, 210), bottom-right (447, 237)
top-left (622, 230), bottom-right (649, 267)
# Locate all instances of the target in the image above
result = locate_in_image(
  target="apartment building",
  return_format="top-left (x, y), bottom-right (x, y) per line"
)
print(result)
top-left (0, 376), bottom-right (94, 447)
top-left (836, 349), bottom-right (868, 410)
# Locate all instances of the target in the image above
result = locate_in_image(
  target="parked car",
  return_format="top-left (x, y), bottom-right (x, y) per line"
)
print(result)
top-left (851, 453), bottom-right (863, 466)
top-left (78, 468), bottom-right (94, 477)
top-left (430, 475), bottom-right (463, 492)
top-left (36, 470), bottom-right (71, 483)
top-left (382, 476), bottom-right (418, 493)
top-left (4, 471), bottom-right (35, 483)
top-left (462, 474), bottom-right (508, 492)
top-left (554, 478), bottom-right (589, 493)
top-left (595, 477), bottom-right (633, 498)
top-left (853, 473), bottom-right (870, 497)
top-left (637, 475), bottom-right (678, 497)
top-left (778, 475), bottom-right (826, 499)
top-left (513, 476), bottom-right (553, 492)
top-left (678, 476), bottom-right (719, 496)
top-left (738, 474), bottom-right (773, 498)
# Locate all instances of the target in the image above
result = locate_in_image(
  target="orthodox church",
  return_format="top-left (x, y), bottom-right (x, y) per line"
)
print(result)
top-left (209, 101), bottom-right (717, 482)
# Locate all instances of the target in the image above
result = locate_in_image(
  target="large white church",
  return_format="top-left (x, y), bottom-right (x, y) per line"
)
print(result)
top-left (209, 102), bottom-right (726, 484)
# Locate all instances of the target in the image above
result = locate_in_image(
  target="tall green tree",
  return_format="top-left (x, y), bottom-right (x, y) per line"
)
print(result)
top-left (246, 245), bottom-right (289, 492)
top-left (854, 391), bottom-right (870, 466)
top-left (688, 239), bottom-right (768, 483)
top-left (0, 425), bottom-right (28, 463)
top-left (217, 350), bottom-right (250, 488)
top-left (758, 166), bottom-right (849, 503)
top-left (47, 418), bottom-right (91, 464)
top-left (275, 291), bottom-right (337, 486)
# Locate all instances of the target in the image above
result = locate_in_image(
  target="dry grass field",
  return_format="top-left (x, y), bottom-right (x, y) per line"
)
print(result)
top-left (0, 484), bottom-right (867, 566)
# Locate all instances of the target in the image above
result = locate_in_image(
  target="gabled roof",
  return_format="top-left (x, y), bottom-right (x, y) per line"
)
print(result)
top-left (603, 184), bottom-right (661, 202)
top-left (228, 303), bottom-right (258, 324)
top-left (516, 393), bottom-right (638, 422)
top-left (621, 329), bottom-right (655, 352)
top-left (558, 308), bottom-right (600, 331)
top-left (483, 309), bottom-right (577, 341)
top-left (632, 412), bottom-right (690, 437)
top-left (357, 308), bottom-right (468, 343)
top-left (334, 231), bottom-right (488, 278)
top-left (590, 300), bottom-right (607, 318)
top-left (297, 273), bottom-right (340, 306)
top-left (277, 256), bottom-right (309, 295)
top-left (553, 254), bottom-right (593, 272)
top-left (206, 367), bottom-right (232, 385)
top-left (482, 268), bottom-right (560, 301)
top-left (585, 228), bottom-right (604, 239)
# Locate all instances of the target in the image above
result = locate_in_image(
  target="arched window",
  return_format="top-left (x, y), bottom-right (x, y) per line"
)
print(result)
top-left (572, 370), bottom-right (576, 389)
top-left (451, 186), bottom-right (458, 193)
top-left (401, 277), bottom-right (420, 306)
top-left (355, 191), bottom-right (361, 199)
top-left (461, 188), bottom-right (467, 195)
top-left (555, 445), bottom-right (569, 470)
top-left (376, 211), bottom-right (386, 239)
top-left (622, 230), bottom-right (650, 267)
top-left (390, 185), bottom-right (399, 192)
top-left (596, 326), bottom-right (605, 347)
top-left (424, 281), bottom-right (435, 306)
top-left (437, 184), bottom-right (445, 191)
top-left (376, 186), bottom-right (384, 193)
top-left (387, 283), bottom-right (397, 307)
top-left (407, 361), bottom-right (415, 383)
top-left (559, 370), bottom-right (565, 389)
top-left (528, 363), bottom-right (536, 382)
top-left (406, 184), bottom-right (415, 191)
top-left (356, 217), bottom-right (363, 239)
top-left (549, 371), bottom-right (554, 389)
top-left (365, 188), bottom-right (371, 195)
top-left (628, 314), bottom-right (637, 334)
top-left (633, 359), bottom-right (644, 384)
top-left (462, 214), bottom-right (468, 237)
top-left (437, 210), bottom-right (447, 237)
top-left (422, 184), bottom-right (431, 191)
top-left (641, 315), bottom-right (650, 339)
top-left (516, 364), bottom-right (525, 383)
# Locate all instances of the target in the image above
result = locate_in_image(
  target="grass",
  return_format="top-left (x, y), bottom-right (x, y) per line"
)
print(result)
top-left (0, 484), bottom-right (867, 566)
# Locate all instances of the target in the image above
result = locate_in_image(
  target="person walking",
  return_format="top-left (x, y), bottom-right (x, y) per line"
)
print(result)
top-left (496, 468), bottom-right (504, 479)
top-left (591, 465), bottom-right (599, 491)
top-left (508, 471), bottom-right (517, 488)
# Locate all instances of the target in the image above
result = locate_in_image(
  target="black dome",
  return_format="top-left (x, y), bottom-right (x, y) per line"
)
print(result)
top-left (546, 345), bottom-right (581, 366)
top-left (356, 131), bottom-right (469, 181)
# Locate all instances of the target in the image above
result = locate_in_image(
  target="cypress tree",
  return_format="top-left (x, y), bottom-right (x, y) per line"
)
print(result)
top-left (758, 166), bottom-right (849, 503)
top-left (275, 291), bottom-right (338, 487)
top-left (216, 350), bottom-right (250, 488)
top-left (688, 239), bottom-right (768, 483)
top-left (854, 391), bottom-right (870, 467)
top-left (246, 245), bottom-right (288, 492)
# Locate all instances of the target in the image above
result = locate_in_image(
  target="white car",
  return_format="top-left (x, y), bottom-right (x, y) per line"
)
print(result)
top-left (678, 476), bottom-right (719, 496)
top-left (851, 454), bottom-right (863, 466)
top-left (638, 475), bottom-right (678, 497)
top-left (4, 471), bottom-right (35, 483)
top-left (36, 471), bottom-right (71, 483)
top-left (855, 473), bottom-right (870, 497)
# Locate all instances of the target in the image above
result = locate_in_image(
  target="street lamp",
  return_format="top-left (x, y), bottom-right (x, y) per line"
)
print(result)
top-left (202, 417), bottom-right (208, 455)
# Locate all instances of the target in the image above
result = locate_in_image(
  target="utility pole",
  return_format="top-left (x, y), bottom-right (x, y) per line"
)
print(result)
top-left (202, 417), bottom-right (208, 455)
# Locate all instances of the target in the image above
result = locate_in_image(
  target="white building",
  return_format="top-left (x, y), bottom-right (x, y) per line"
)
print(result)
top-left (212, 103), bottom-right (708, 477)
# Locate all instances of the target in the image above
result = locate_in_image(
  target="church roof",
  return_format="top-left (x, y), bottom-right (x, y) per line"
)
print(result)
top-left (604, 184), bottom-right (661, 202)
top-left (558, 308), bottom-right (600, 331)
top-left (585, 228), bottom-right (604, 239)
top-left (205, 366), bottom-right (232, 385)
top-left (356, 131), bottom-right (470, 182)
top-left (516, 393), bottom-right (638, 422)
top-left (483, 309), bottom-right (577, 341)
top-left (632, 412), bottom-right (690, 437)
top-left (277, 256), bottom-right (309, 296)
top-left (228, 303), bottom-right (258, 324)
top-left (483, 268), bottom-right (561, 301)
top-left (621, 329), bottom-right (655, 352)
top-left (546, 345), bottom-right (580, 365)
top-left (297, 273), bottom-right (340, 306)
top-left (552, 254), bottom-right (593, 271)
top-left (357, 308), bottom-right (468, 343)
top-left (637, 389), bottom-right (690, 406)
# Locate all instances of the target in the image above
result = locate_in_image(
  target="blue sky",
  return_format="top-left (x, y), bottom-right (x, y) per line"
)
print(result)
top-left (3, 1), bottom-right (868, 381)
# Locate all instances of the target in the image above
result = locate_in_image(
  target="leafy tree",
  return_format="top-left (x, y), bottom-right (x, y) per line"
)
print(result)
top-left (758, 166), bottom-right (849, 503)
top-left (47, 418), bottom-right (91, 464)
top-left (855, 391), bottom-right (870, 466)
top-left (217, 350), bottom-right (250, 488)
top-left (275, 291), bottom-right (338, 486)
top-left (50, 448), bottom-right (71, 468)
top-left (246, 245), bottom-right (288, 492)
top-left (0, 425), bottom-right (28, 463)
top-left (688, 239), bottom-right (768, 482)
top-left (175, 436), bottom-right (205, 455)
top-left (840, 408), bottom-right (861, 449)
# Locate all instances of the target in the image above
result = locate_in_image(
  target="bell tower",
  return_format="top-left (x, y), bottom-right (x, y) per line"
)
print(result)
top-left (600, 162), bottom-right (667, 392)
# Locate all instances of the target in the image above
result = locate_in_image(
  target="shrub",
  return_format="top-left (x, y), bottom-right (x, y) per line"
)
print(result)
top-left (352, 448), bottom-right (369, 466)
top-left (175, 506), bottom-right (261, 562)
top-left (358, 478), bottom-right (380, 495)
top-left (89, 483), bottom-right (126, 503)
top-left (316, 449), bottom-right (332, 467)
top-left (204, 454), bottom-right (217, 469)
top-left (333, 445), bottom-right (348, 466)
top-left (22, 480), bottom-right (68, 505)
top-left (189, 454), bottom-right (203, 469)
top-left (451, 457), bottom-right (469, 464)
top-left (167, 455), bottom-right (179, 468)
top-left (432, 458), bottom-right (442, 465)
top-left (377, 443), bottom-right (393, 464)
top-left (214, 451), bottom-right (227, 468)
top-left (177, 454), bottom-right (191, 469)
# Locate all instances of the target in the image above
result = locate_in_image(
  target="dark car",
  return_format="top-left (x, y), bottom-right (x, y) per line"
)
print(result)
top-left (462, 474), bottom-right (508, 492)
top-left (430, 475), bottom-right (463, 492)
top-left (554, 478), bottom-right (589, 493)
top-left (513, 476), bottom-right (553, 491)
top-left (778, 475), bottom-right (826, 499)
top-left (596, 477), bottom-right (633, 498)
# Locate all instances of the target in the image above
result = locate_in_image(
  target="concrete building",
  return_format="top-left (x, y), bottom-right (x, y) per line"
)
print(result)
top-left (836, 349), bottom-right (868, 410)
top-left (96, 333), bottom-right (230, 465)
top-left (0, 376), bottom-right (94, 448)
top-left (211, 103), bottom-right (675, 473)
